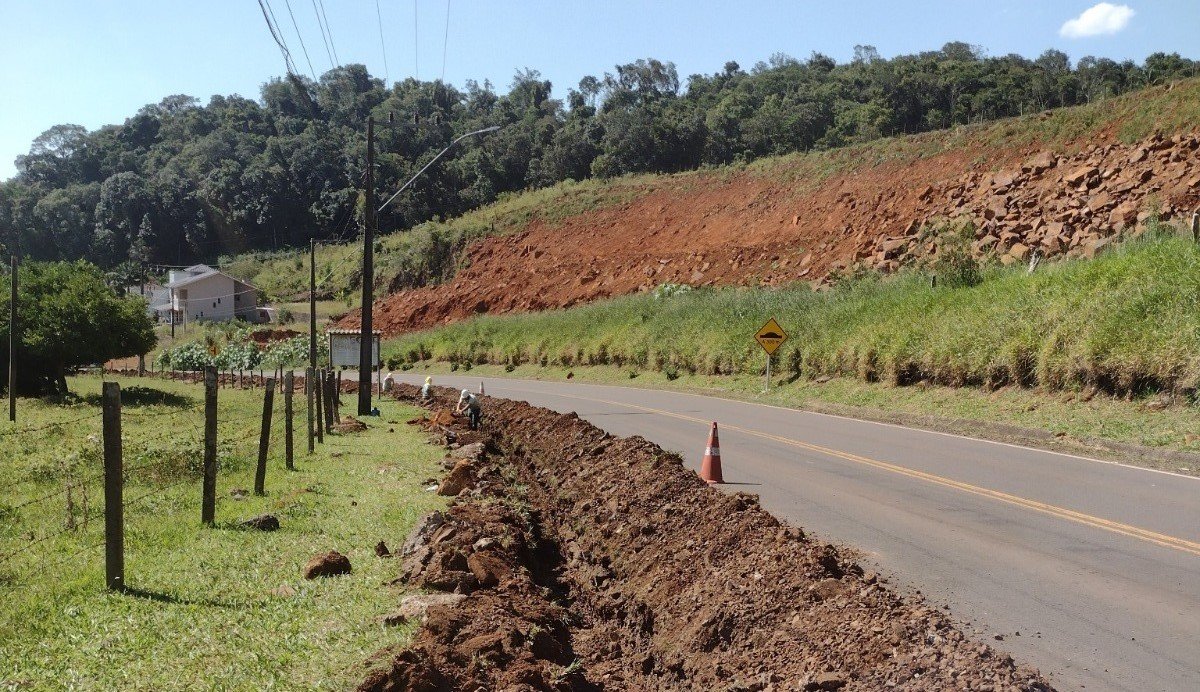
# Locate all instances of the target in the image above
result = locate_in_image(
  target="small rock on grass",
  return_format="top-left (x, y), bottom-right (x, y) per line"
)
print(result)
top-left (375, 541), bottom-right (391, 557)
top-left (240, 514), bottom-right (280, 531)
top-left (304, 551), bottom-right (352, 579)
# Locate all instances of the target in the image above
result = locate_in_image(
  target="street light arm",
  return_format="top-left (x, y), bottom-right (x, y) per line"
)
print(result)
top-left (377, 125), bottom-right (500, 213)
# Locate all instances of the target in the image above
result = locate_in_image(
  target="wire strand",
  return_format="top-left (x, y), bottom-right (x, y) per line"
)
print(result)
top-left (317, 0), bottom-right (339, 66)
top-left (282, 0), bottom-right (318, 81)
top-left (441, 0), bottom-right (450, 83)
top-left (375, 0), bottom-right (389, 84)
top-left (310, 0), bottom-right (336, 69)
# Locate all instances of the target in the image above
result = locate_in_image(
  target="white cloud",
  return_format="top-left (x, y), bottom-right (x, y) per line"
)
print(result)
top-left (1060, 3), bottom-right (1136, 38)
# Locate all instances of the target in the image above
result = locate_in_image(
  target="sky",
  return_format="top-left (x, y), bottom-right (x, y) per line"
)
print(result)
top-left (2, 1), bottom-right (1197, 181)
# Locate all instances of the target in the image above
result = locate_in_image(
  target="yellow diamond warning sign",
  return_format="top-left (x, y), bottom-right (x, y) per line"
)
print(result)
top-left (755, 317), bottom-right (788, 355)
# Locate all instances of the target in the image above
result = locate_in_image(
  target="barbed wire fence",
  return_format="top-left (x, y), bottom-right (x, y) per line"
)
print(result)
top-left (0, 366), bottom-right (349, 590)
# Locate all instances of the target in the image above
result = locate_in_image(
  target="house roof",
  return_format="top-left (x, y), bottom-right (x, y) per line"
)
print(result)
top-left (167, 265), bottom-right (257, 292)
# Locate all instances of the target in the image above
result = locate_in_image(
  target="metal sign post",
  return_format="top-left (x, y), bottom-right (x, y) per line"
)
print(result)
top-left (327, 329), bottom-right (381, 412)
top-left (754, 317), bottom-right (788, 393)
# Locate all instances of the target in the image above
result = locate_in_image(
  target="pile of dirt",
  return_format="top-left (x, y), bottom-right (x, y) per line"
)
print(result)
top-left (332, 416), bottom-right (369, 433)
top-left (341, 123), bottom-right (1200, 337)
top-left (360, 385), bottom-right (1052, 690)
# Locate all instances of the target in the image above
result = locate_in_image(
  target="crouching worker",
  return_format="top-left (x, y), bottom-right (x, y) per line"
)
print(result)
top-left (421, 376), bottom-right (433, 402)
top-left (456, 388), bottom-right (482, 430)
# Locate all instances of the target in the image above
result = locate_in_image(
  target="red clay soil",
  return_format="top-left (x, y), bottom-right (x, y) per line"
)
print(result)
top-left (359, 384), bottom-right (1053, 691)
top-left (341, 122), bottom-right (1200, 337)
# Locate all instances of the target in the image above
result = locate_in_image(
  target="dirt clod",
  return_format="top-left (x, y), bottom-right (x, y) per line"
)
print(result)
top-left (436, 460), bottom-right (476, 497)
top-left (240, 514), bottom-right (280, 532)
top-left (303, 551), bottom-right (352, 579)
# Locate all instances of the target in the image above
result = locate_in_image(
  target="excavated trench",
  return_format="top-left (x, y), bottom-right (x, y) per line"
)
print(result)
top-left (360, 385), bottom-right (1053, 691)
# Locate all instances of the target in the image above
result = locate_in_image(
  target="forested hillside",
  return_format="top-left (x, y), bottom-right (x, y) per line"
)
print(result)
top-left (1, 43), bottom-right (1195, 278)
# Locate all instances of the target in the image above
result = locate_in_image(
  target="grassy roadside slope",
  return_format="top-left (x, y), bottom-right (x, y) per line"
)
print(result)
top-left (384, 233), bottom-right (1200, 396)
top-left (379, 234), bottom-right (1200, 457)
top-left (0, 375), bottom-right (444, 690)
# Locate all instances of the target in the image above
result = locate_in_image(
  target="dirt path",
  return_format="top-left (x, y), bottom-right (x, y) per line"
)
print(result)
top-left (360, 385), bottom-right (1052, 690)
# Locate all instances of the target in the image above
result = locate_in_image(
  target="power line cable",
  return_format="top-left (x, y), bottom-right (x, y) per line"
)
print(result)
top-left (257, 0), bottom-right (300, 77)
top-left (317, 0), bottom-right (340, 66)
top-left (282, 0), bottom-right (318, 81)
top-left (441, 0), bottom-right (450, 82)
top-left (375, 0), bottom-right (390, 83)
top-left (310, 0), bottom-right (336, 69)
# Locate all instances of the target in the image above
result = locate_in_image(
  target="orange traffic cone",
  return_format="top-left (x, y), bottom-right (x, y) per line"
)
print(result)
top-left (479, 381), bottom-right (485, 395)
top-left (699, 422), bottom-right (724, 484)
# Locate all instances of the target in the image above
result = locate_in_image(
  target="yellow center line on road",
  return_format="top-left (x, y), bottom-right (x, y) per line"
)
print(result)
top-left (499, 384), bottom-right (1200, 559)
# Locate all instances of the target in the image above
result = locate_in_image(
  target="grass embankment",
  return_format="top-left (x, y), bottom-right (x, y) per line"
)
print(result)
top-left (0, 375), bottom-right (444, 689)
top-left (383, 235), bottom-right (1200, 454)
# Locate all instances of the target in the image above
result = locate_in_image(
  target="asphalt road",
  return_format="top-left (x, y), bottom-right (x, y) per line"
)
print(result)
top-left (393, 373), bottom-right (1200, 691)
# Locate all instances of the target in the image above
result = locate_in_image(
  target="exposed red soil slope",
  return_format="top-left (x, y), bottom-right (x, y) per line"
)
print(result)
top-left (360, 384), bottom-right (1051, 690)
top-left (341, 121), bottom-right (1200, 337)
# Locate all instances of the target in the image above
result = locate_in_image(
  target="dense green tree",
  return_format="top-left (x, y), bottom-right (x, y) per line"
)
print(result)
top-left (0, 260), bottom-right (157, 394)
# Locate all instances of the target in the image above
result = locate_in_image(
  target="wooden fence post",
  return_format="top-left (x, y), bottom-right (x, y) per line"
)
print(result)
top-left (306, 367), bottom-right (315, 454)
top-left (315, 368), bottom-right (325, 444)
top-left (323, 370), bottom-right (335, 433)
top-left (328, 370), bottom-right (338, 426)
top-left (254, 378), bottom-right (276, 495)
top-left (102, 381), bottom-right (124, 591)
top-left (202, 367), bottom-right (218, 525)
top-left (284, 371), bottom-right (294, 470)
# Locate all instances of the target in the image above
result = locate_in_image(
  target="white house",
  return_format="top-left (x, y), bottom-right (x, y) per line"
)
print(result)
top-left (164, 264), bottom-right (269, 325)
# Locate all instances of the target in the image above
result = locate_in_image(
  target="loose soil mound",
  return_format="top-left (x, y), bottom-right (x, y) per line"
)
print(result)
top-left (361, 385), bottom-right (1052, 690)
top-left (343, 123), bottom-right (1200, 337)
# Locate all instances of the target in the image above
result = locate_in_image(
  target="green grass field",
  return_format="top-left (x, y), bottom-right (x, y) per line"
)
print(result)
top-left (0, 375), bottom-right (444, 690)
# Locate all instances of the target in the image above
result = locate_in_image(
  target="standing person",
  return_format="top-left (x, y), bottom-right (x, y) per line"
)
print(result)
top-left (456, 389), bottom-right (482, 431)
top-left (421, 376), bottom-right (433, 402)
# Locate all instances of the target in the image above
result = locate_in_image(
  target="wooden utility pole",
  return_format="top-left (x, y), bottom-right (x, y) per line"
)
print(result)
top-left (201, 367), bottom-right (218, 525)
top-left (358, 115), bottom-right (376, 415)
top-left (137, 264), bottom-right (146, 377)
top-left (102, 382), bottom-right (124, 591)
top-left (309, 238), bottom-right (317, 370)
top-left (8, 254), bottom-right (16, 423)
top-left (254, 378), bottom-right (276, 496)
top-left (283, 371), bottom-right (294, 470)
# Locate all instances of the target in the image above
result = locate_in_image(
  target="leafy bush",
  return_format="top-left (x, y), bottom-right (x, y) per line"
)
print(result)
top-left (922, 218), bottom-right (983, 289)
